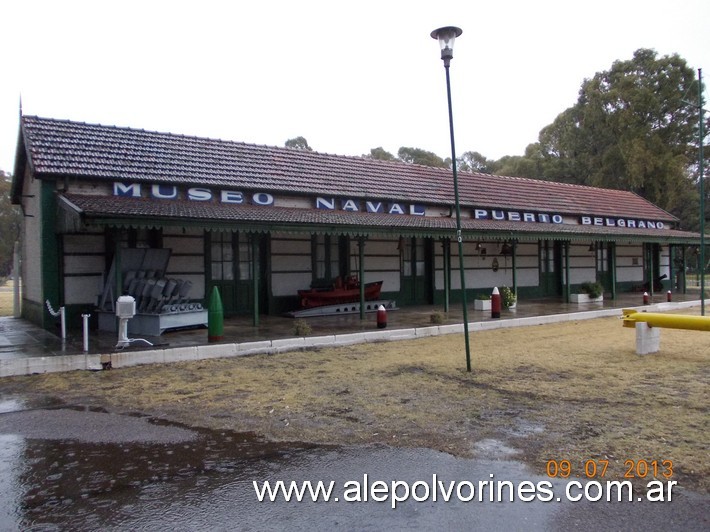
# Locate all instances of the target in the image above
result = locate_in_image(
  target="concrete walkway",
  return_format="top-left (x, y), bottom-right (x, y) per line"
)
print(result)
top-left (0, 292), bottom-right (705, 377)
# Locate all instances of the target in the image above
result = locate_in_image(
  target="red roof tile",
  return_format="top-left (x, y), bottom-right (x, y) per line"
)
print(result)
top-left (21, 116), bottom-right (678, 223)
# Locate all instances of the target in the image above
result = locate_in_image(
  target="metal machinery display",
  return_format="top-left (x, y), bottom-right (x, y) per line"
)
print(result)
top-left (97, 248), bottom-right (207, 336)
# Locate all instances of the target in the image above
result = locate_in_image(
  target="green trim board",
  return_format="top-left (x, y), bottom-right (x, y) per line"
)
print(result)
top-left (71, 215), bottom-right (699, 246)
top-left (40, 181), bottom-right (60, 329)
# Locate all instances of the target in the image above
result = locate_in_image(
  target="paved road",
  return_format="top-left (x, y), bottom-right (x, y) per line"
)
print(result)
top-left (0, 399), bottom-right (707, 531)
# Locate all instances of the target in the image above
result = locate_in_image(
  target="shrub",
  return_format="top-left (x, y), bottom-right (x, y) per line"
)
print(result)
top-left (293, 319), bottom-right (312, 337)
top-left (580, 281), bottom-right (603, 299)
top-left (430, 311), bottom-right (444, 324)
top-left (500, 286), bottom-right (517, 308)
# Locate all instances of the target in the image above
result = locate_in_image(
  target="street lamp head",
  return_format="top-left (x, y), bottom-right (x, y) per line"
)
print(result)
top-left (431, 26), bottom-right (462, 63)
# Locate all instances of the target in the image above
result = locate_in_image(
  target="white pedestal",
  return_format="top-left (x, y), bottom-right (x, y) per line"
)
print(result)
top-left (635, 322), bottom-right (661, 355)
top-left (570, 294), bottom-right (603, 303)
top-left (474, 300), bottom-right (491, 311)
top-left (99, 309), bottom-right (208, 336)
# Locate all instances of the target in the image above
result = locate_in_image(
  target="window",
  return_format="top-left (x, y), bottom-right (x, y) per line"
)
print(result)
top-left (121, 228), bottom-right (162, 249)
top-left (596, 243), bottom-right (609, 273)
top-left (211, 232), bottom-right (253, 281)
top-left (238, 233), bottom-right (253, 280)
top-left (400, 238), bottom-right (426, 277)
top-left (540, 241), bottom-right (555, 273)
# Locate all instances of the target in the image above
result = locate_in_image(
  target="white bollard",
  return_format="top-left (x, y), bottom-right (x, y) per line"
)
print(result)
top-left (635, 322), bottom-right (661, 355)
top-left (45, 299), bottom-right (67, 340)
top-left (60, 306), bottom-right (66, 341)
top-left (82, 313), bottom-right (90, 352)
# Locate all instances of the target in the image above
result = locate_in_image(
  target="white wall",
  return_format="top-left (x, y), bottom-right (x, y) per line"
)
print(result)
top-left (163, 228), bottom-right (205, 300)
top-left (616, 243), bottom-right (644, 283)
top-left (271, 234), bottom-right (311, 297)
top-left (568, 242), bottom-right (597, 284)
top-left (659, 248), bottom-right (670, 279)
top-left (62, 232), bottom-right (105, 305)
top-left (435, 240), bottom-right (540, 290)
top-left (353, 238), bottom-right (400, 290)
top-left (20, 172), bottom-right (42, 303)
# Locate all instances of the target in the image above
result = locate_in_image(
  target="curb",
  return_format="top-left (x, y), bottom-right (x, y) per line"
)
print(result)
top-left (1, 300), bottom-right (704, 377)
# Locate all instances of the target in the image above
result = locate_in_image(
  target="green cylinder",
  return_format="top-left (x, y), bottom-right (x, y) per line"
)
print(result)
top-left (208, 286), bottom-right (224, 342)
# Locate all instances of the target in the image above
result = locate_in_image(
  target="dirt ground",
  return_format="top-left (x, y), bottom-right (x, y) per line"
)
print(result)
top-left (1, 315), bottom-right (708, 493)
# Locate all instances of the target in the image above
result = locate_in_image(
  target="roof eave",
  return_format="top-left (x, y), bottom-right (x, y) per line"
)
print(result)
top-left (10, 120), bottom-right (30, 204)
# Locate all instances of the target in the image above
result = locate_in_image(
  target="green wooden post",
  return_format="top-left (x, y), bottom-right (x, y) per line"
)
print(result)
top-left (610, 242), bottom-right (617, 300)
top-left (564, 241), bottom-right (571, 303)
top-left (682, 245), bottom-right (687, 294)
top-left (668, 244), bottom-right (675, 292)
top-left (511, 240), bottom-right (518, 296)
top-left (114, 237), bottom-right (122, 299)
top-left (40, 181), bottom-right (61, 329)
top-left (646, 244), bottom-right (655, 297)
top-left (252, 234), bottom-right (259, 327)
top-left (442, 238), bottom-right (450, 312)
top-left (358, 237), bottom-right (365, 320)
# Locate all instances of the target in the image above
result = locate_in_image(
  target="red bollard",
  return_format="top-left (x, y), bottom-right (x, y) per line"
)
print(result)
top-left (667, 290), bottom-right (672, 302)
top-left (643, 292), bottom-right (650, 305)
top-left (377, 304), bottom-right (387, 329)
top-left (491, 287), bottom-right (501, 319)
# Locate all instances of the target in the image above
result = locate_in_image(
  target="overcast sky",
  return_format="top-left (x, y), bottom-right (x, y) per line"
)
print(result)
top-left (1, 0), bottom-right (708, 173)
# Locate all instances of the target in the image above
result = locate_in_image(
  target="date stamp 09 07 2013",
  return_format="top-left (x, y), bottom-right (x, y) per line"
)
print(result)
top-left (545, 459), bottom-right (673, 480)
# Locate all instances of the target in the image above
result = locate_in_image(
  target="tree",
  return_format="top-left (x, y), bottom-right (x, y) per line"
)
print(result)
top-left (0, 171), bottom-right (21, 278)
top-left (285, 136), bottom-right (312, 150)
top-left (397, 147), bottom-right (447, 168)
top-left (457, 151), bottom-right (494, 174)
top-left (364, 147), bottom-right (396, 161)
top-left (534, 48), bottom-right (703, 228)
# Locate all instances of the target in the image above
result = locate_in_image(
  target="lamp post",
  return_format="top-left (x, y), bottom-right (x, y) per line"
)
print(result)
top-left (683, 69), bottom-right (706, 313)
top-left (431, 26), bottom-right (472, 372)
top-left (699, 68), bottom-right (705, 316)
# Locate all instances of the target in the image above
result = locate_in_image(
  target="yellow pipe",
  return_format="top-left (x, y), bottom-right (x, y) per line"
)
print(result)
top-left (622, 309), bottom-right (710, 331)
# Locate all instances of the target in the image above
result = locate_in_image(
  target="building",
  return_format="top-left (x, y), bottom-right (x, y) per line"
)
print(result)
top-left (11, 115), bottom-right (699, 333)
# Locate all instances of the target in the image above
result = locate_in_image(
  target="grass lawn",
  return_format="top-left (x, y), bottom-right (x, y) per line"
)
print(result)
top-left (0, 281), bottom-right (14, 317)
top-left (1, 313), bottom-right (707, 492)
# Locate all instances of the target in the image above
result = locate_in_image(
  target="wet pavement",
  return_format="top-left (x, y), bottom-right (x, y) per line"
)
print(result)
top-left (0, 398), bottom-right (707, 531)
top-left (0, 291), bottom-right (704, 363)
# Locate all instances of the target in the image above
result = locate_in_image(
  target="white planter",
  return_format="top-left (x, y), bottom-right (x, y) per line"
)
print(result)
top-left (474, 299), bottom-right (491, 311)
top-left (570, 293), bottom-right (603, 303)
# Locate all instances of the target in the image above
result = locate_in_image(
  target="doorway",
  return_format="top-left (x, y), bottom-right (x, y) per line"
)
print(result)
top-left (399, 237), bottom-right (433, 305)
top-left (207, 231), bottom-right (268, 316)
top-left (539, 240), bottom-right (563, 297)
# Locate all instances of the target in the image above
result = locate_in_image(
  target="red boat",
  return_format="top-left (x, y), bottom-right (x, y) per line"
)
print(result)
top-left (298, 277), bottom-right (383, 309)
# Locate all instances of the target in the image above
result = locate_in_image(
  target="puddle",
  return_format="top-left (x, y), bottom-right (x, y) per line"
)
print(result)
top-left (473, 438), bottom-right (521, 459)
top-left (0, 398), bottom-right (25, 414)
top-left (0, 418), bottom-right (316, 530)
top-left (0, 405), bottom-right (707, 530)
top-left (5, 439), bottom-right (561, 530)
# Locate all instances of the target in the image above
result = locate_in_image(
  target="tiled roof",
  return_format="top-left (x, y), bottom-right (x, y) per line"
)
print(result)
top-left (21, 115), bottom-right (677, 222)
top-left (60, 193), bottom-right (698, 243)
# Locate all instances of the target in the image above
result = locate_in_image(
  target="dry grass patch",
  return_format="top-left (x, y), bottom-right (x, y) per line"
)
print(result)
top-left (0, 281), bottom-right (14, 317)
top-left (2, 314), bottom-right (708, 492)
